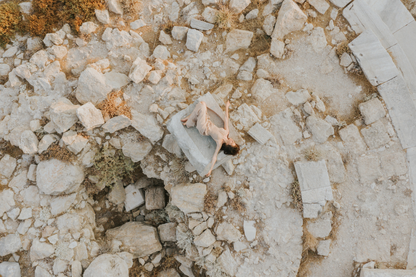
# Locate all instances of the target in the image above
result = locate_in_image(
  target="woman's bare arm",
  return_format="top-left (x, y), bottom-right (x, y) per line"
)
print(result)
top-left (224, 101), bottom-right (230, 133)
top-left (206, 140), bottom-right (222, 177)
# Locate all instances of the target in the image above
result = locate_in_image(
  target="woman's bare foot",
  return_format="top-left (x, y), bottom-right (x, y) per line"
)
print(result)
top-left (181, 116), bottom-right (189, 126)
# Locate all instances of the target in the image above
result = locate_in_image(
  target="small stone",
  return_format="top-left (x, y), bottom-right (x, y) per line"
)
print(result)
top-left (84, 254), bottom-right (129, 277)
top-left (309, 0), bottom-right (330, 14)
top-left (306, 116), bottom-right (334, 143)
top-left (131, 111), bottom-right (164, 144)
top-left (95, 9), bottom-right (110, 24)
top-left (62, 131), bottom-right (88, 154)
top-left (243, 220), bottom-right (256, 241)
top-left (172, 26), bottom-right (189, 40)
top-left (317, 239), bottom-right (331, 256)
top-left (229, 0), bottom-right (251, 13)
top-left (76, 67), bottom-right (112, 105)
top-left (272, 0), bottom-right (307, 39)
top-left (152, 45), bottom-right (171, 60)
top-left (193, 229), bottom-right (216, 247)
top-left (217, 248), bottom-right (237, 276)
top-left (0, 262), bottom-right (21, 277)
top-left (3, 47), bottom-right (18, 58)
top-left (0, 234), bottom-right (21, 256)
top-left (102, 115), bottom-right (131, 133)
top-left (50, 98), bottom-right (80, 133)
top-left (130, 19), bottom-right (146, 30)
top-left (158, 223), bottom-right (177, 242)
top-left (190, 19), bottom-right (214, 31)
top-left (148, 71), bottom-right (162, 84)
top-left (170, 183), bottom-right (207, 214)
top-left (124, 184), bottom-right (145, 212)
top-left (0, 154), bottom-right (17, 178)
top-left (186, 29), bottom-right (204, 52)
top-left (20, 130), bottom-right (38, 155)
top-left (270, 38), bottom-right (285, 58)
top-left (216, 222), bottom-right (241, 243)
top-left (246, 9), bottom-right (259, 20)
top-left (145, 187), bottom-right (166, 210)
top-left (50, 193), bottom-right (77, 216)
top-left (106, 0), bottom-right (123, 14)
top-left (30, 239), bottom-right (55, 261)
top-left (358, 98), bottom-right (386, 125)
top-left (202, 7), bottom-right (219, 23)
top-left (286, 89), bottom-right (311, 105)
top-left (361, 120), bottom-right (390, 149)
top-left (306, 214), bottom-right (332, 238)
top-left (339, 52), bottom-right (353, 67)
top-left (159, 31), bottom-right (173, 45)
top-left (80, 22), bottom-right (98, 34)
top-left (129, 57), bottom-right (152, 84)
top-left (76, 102), bottom-right (105, 130)
top-left (225, 29), bottom-right (254, 53)
top-left (38, 135), bottom-right (56, 154)
top-left (263, 15), bottom-right (276, 36)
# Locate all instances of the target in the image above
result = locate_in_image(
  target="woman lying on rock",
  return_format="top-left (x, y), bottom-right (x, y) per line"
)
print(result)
top-left (181, 100), bottom-right (240, 177)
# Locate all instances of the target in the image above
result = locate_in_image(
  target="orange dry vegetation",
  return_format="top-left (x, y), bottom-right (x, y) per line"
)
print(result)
top-left (27, 0), bottom-right (105, 36)
top-left (98, 90), bottom-right (132, 120)
top-left (0, 2), bottom-right (25, 47)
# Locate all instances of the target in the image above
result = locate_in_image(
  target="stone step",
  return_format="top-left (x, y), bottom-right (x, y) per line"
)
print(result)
top-left (348, 29), bottom-right (399, 86)
top-left (360, 268), bottom-right (416, 277)
top-left (393, 21), bottom-right (416, 75)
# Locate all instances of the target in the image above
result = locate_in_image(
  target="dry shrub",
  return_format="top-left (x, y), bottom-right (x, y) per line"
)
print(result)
top-left (0, 2), bottom-right (25, 47)
top-left (39, 143), bottom-right (76, 162)
top-left (129, 256), bottom-right (181, 277)
top-left (161, 21), bottom-right (175, 35)
top-left (121, 0), bottom-right (141, 19)
top-left (215, 5), bottom-right (237, 29)
top-left (92, 145), bottom-right (136, 188)
top-left (230, 197), bottom-right (246, 213)
top-left (204, 191), bottom-right (217, 214)
top-left (290, 181), bottom-right (303, 213)
top-left (27, 0), bottom-right (105, 36)
top-left (98, 90), bottom-right (132, 120)
top-left (336, 41), bottom-right (352, 57)
top-left (303, 146), bottom-right (321, 162)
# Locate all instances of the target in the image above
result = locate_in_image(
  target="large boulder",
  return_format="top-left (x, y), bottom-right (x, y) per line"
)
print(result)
top-left (75, 67), bottom-right (112, 105)
top-left (84, 254), bottom-right (129, 277)
top-left (170, 183), bottom-right (207, 214)
top-left (106, 222), bottom-right (162, 257)
top-left (36, 159), bottom-right (84, 195)
top-left (271, 0), bottom-right (307, 39)
top-left (131, 111), bottom-right (164, 144)
top-left (50, 98), bottom-right (80, 133)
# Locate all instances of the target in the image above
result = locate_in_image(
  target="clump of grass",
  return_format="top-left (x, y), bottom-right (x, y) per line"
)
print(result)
top-left (98, 90), bottom-right (132, 121)
top-left (336, 41), bottom-right (352, 57)
top-left (176, 223), bottom-right (194, 254)
top-left (0, 2), bottom-right (26, 48)
top-left (121, 0), bottom-right (141, 19)
top-left (215, 5), bottom-right (237, 30)
top-left (303, 146), bottom-right (321, 162)
top-left (165, 203), bottom-right (185, 223)
top-left (161, 21), bottom-right (175, 35)
top-left (39, 143), bottom-right (76, 162)
top-left (290, 180), bottom-right (303, 213)
top-left (92, 144), bottom-right (136, 188)
top-left (229, 197), bottom-right (246, 213)
top-left (27, 0), bottom-right (105, 36)
top-left (204, 191), bottom-right (217, 214)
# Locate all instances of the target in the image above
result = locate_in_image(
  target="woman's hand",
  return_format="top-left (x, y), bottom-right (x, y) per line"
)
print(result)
top-left (205, 170), bottom-right (212, 177)
top-left (226, 100), bottom-right (230, 108)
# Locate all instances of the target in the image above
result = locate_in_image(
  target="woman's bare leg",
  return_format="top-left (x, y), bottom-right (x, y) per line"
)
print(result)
top-left (181, 101), bottom-right (206, 126)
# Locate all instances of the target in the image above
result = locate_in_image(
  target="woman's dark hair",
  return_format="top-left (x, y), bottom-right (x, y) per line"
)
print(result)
top-left (221, 142), bottom-right (240, 156)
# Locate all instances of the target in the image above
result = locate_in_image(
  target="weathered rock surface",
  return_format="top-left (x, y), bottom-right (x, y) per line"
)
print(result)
top-left (76, 102), bottom-right (105, 130)
top-left (170, 183), bottom-right (207, 214)
top-left (30, 239), bottom-right (55, 261)
top-left (186, 29), bottom-right (204, 52)
top-left (50, 98), bottom-right (80, 133)
top-left (75, 68), bottom-right (112, 105)
top-left (225, 29), bottom-right (254, 53)
top-left (131, 111), bottom-right (164, 144)
top-left (106, 222), bottom-right (162, 257)
top-left (0, 154), bottom-right (17, 178)
top-left (272, 0), bottom-right (307, 39)
top-left (0, 262), bottom-right (21, 277)
top-left (84, 254), bottom-right (129, 277)
top-left (36, 159), bottom-right (84, 195)
top-left (0, 234), bottom-right (21, 256)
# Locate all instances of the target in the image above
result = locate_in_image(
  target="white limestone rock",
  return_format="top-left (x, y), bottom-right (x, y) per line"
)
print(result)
top-left (20, 130), bottom-right (39, 155)
top-left (216, 222), bottom-right (241, 242)
top-left (148, 71), bottom-right (161, 84)
top-left (95, 9), bottom-right (110, 24)
top-left (158, 223), bottom-right (177, 242)
top-left (124, 184), bottom-right (145, 212)
top-left (27, 37), bottom-right (43, 51)
top-left (170, 183), bottom-right (207, 214)
top-left (76, 102), bottom-right (105, 131)
top-left (246, 8), bottom-right (259, 19)
top-left (145, 187), bottom-right (165, 210)
top-left (84, 254), bottom-right (129, 277)
top-left (19, 2), bottom-right (32, 14)
top-left (80, 22), bottom-right (98, 34)
top-left (360, 120), bottom-right (390, 149)
top-left (309, 0), bottom-right (330, 14)
top-left (130, 19), bottom-right (146, 30)
top-left (286, 89), bottom-right (310, 105)
top-left (359, 98), bottom-right (386, 125)
top-left (0, 154), bottom-right (17, 178)
top-left (272, 0), bottom-right (307, 39)
top-left (218, 248), bottom-right (238, 276)
top-left (62, 131), bottom-right (88, 154)
top-left (243, 220), bottom-right (256, 241)
top-left (307, 27), bottom-right (327, 53)
top-left (306, 115), bottom-right (334, 143)
top-left (106, 223), bottom-right (162, 257)
top-left (186, 29), bottom-right (204, 52)
top-left (0, 234), bottom-right (21, 256)
top-left (193, 229), bottom-right (216, 247)
top-left (38, 135), bottom-right (56, 154)
top-left (339, 52), bottom-right (353, 67)
top-left (49, 98), bottom-right (80, 133)
top-left (159, 31), bottom-right (173, 45)
top-left (263, 15), bottom-right (277, 36)
top-left (102, 115), bottom-right (131, 133)
top-left (248, 123), bottom-right (274, 145)
top-left (172, 26), bottom-right (189, 40)
top-left (202, 7), bottom-right (219, 23)
top-left (152, 45), bottom-right (171, 60)
top-left (30, 239), bottom-right (55, 261)
top-left (339, 124), bottom-right (367, 154)
top-left (76, 67), bottom-right (112, 105)
top-left (131, 111), bottom-right (163, 144)
top-left (108, 182), bottom-right (126, 205)
top-left (122, 140), bottom-right (153, 162)
top-left (270, 38), bottom-right (285, 58)
top-left (129, 57), bottom-right (152, 83)
top-left (229, 0), bottom-right (251, 13)
top-left (0, 262), bottom-right (21, 277)
top-left (306, 213), bottom-right (332, 238)
top-left (106, 0), bottom-right (123, 14)
top-left (162, 134), bottom-right (182, 158)
top-left (190, 19), bottom-right (214, 31)
top-left (50, 193), bottom-right (77, 216)
top-left (225, 29), bottom-right (254, 53)
top-left (3, 47), bottom-right (18, 58)
top-left (0, 64), bottom-right (11, 76)
top-left (36, 159), bottom-right (84, 195)
top-left (328, 0), bottom-right (349, 8)
top-left (317, 239), bottom-right (331, 256)
top-left (43, 33), bottom-right (63, 47)
top-left (270, 108), bottom-right (302, 145)
top-left (251, 78), bottom-right (276, 102)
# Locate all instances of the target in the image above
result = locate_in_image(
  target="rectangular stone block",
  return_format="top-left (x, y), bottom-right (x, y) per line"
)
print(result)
top-left (167, 93), bottom-right (243, 176)
top-left (295, 160), bottom-right (331, 191)
top-left (393, 21), bottom-right (416, 75)
top-left (248, 123), bottom-right (275, 145)
top-left (378, 76), bottom-right (416, 149)
top-left (361, 268), bottom-right (416, 277)
top-left (349, 29), bottom-right (399, 86)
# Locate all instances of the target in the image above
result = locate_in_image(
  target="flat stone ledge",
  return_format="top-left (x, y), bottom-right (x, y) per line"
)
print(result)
top-left (361, 268), bottom-right (416, 277)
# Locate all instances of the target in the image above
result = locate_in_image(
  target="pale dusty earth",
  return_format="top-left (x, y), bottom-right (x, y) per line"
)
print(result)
top-left (1, 0), bottom-right (416, 277)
